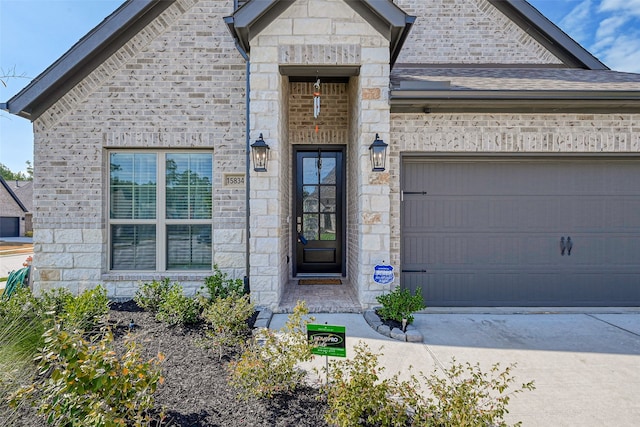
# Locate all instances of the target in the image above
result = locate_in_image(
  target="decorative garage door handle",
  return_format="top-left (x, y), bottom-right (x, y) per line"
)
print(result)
top-left (560, 236), bottom-right (573, 256)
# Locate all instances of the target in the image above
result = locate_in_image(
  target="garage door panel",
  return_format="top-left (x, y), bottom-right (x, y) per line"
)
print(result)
top-left (401, 158), bottom-right (640, 306)
top-left (419, 272), bottom-right (640, 306)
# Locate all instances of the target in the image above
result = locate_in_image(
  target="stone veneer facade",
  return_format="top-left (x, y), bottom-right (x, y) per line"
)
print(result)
top-left (25, 0), bottom-right (640, 310)
top-left (248, 0), bottom-right (392, 307)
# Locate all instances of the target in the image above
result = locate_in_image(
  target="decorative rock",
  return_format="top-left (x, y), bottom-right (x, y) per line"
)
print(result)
top-left (405, 329), bottom-right (423, 343)
top-left (390, 327), bottom-right (406, 341)
top-left (253, 307), bottom-right (273, 330)
top-left (256, 307), bottom-right (273, 320)
top-left (364, 310), bottom-right (382, 329)
top-left (363, 309), bottom-right (424, 342)
top-left (377, 324), bottom-right (391, 337)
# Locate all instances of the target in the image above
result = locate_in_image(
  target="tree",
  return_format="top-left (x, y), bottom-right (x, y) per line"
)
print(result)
top-left (0, 162), bottom-right (31, 181)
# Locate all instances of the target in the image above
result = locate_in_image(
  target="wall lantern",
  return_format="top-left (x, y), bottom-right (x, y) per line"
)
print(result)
top-left (369, 133), bottom-right (388, 172)
top-left (250, 133), bottom-right (270, 172)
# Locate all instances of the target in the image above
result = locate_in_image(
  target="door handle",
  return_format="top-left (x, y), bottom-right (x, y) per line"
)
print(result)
top-left (560, 236), bottom-right (566, 256)
top-left (566, 236), bottom-right (572, 256)
top-left (297, 232), bottom-right (307, 245)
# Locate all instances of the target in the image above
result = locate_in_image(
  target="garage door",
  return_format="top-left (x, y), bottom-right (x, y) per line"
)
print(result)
top-left (401, 158), bottom-right (640, 306)
top-left (0, 217), bottom-right (20, 238)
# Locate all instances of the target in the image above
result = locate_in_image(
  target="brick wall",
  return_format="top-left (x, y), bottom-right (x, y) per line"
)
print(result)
top-left (288, 82), bottom-right (349, 144)
top-left (394, 0), bottom-right (562, 65)
top-left (31, 0), bottom-right (247, 297)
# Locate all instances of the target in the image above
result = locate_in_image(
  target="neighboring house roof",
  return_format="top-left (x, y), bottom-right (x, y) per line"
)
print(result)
top-left (6, 180), bottom-right (34, 212)
top-left (390, 67), bottom-right (640, 113)
top-left (0, 176), bottom-right (28, 213)
top-left (0, 0), bottom-right (628, 120)
top-left (224, 0), bottom-right (415, 66)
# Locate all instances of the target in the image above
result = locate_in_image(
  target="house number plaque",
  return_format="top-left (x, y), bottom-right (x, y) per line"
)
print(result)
top-left (224, 174), bottom-right (245, 187)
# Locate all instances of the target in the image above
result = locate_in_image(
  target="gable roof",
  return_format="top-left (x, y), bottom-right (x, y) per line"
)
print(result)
top-left (488, 0), bottom-right (607, 70)
top-left (0, 0), bottom-right (625, 121)
top-left (0, 176), bottom-right (28, 213)
top-left (224, 0), bottom-right (415, 66)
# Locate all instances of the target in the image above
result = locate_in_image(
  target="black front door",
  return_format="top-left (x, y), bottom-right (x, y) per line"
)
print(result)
top-left (294, 147), bottom-right (345, 275)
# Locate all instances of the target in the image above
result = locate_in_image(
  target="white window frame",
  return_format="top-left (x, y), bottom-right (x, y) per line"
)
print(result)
top-left (108, 150), bottom-right (214, 272)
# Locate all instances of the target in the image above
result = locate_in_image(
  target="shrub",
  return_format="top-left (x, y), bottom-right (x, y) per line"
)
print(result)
top-left (134, 278), bottom-right (172, 313)
top-left (60, 285), bottom-right (110, 332)
top-left (155, 284), bottom-right (201, 326)
top-left (38, 287), bottom-right (74, 317)
top-left (229, 300), bottom-right (313, 399)
top-left (404, 360), bottom-right (535, 427)
top-left (376, 286), bottom-right (426, 324)
top-left (11, 325), bottom-right (165, 427)
top-left (201, 294), bottom-right (255, 361)
top-left (201, 265), bottom-right (245, 301)
top-left (0, 286), bottom-right (40, 321)
top-left (325, 344), bottom-right (535, 427)
top-left (325, 341), bottom-right (411, 427)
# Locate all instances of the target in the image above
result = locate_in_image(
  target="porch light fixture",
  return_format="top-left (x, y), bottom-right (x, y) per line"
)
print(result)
top-left (250, 133), bottom-right (270, 172)
top-left (369, 133), bottom-right (388, 172)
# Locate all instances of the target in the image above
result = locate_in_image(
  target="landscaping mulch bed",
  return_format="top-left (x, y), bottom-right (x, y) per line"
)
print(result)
top-left (10, 301), bottom-right (329, 427)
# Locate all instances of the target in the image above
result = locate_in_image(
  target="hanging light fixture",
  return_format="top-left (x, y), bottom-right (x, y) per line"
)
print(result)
top-left (369, 133), bottom-right (388, 172)
top-left (250, 133), bottom-right (270, 172)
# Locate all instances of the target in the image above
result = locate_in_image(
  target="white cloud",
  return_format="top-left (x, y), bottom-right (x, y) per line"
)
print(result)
top-left (585, 0), bottom-right (640, 72)
top-left (599, 0), bottom-right (640, 17)
top-left (596, 33), bottom-right (640, 72)
top-left (559, 0), bottom-right (594, 44)
top-left (595, 15), bottom-right (628, 40)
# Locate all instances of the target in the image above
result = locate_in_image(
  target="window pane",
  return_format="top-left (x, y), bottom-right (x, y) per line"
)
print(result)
top-left (110, 153), bottom-right (156, 219)
top-left (320, 214), bottom-right (336, 241)
top-left (166, 154), bottom-right (212, 220)
top-left (303, 185), bottom-right (319, 213)
top-left (111, 225), bottom-right (156, 270)
top-left (303, 157), bottom-right (319, 184)
top-left (303, 214), bottom-right (318, 241)
top-left (320, 186), bottom-right (336, 213)
top-left (320, 157), bottom-right (336, 184)
top-left (167, 225), bottom-right (212, 270)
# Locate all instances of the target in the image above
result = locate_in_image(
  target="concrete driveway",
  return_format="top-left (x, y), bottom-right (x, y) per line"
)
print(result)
top-left (414, 312), bottom-right (640, 426)
top-left (271, 310), bottom-right (640, 426)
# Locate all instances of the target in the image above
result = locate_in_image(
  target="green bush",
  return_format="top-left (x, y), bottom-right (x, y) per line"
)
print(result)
top-left (134, 278), bottom-right (172, 313)
top-left (404, 360), bottom-right (535, 427)
top-left (155, 284), bottom-right (201, 326)
top-left (60, 285), bottom-right (110, 332)
top-left (376, 286), bottom-right (426, 324)
top-left (201, 294), bottom-right (255, 361)
top-left (325, 344), bottom-right (535, 427)
top-left (229, 300), bottom-right (313, 399)
top-left (325, 341), bottom-right (410, 427)
top-left (201, 265), bottom-right (245, 301)
top-left (11, 325), bottom-right (165, 427)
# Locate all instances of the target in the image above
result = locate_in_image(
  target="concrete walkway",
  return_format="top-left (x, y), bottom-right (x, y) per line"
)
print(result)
top-left (270, 311), bottom-right (640, 427)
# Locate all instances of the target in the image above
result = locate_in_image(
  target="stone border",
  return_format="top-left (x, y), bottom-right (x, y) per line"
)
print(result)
top-left (253, 306), bottom-right (273, 330)
top-left (364, 309), bottom-right (423, 343)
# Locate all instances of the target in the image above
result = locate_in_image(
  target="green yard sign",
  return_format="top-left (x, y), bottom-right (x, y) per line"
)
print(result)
top-left (307, 324), bottom-right (346, 358)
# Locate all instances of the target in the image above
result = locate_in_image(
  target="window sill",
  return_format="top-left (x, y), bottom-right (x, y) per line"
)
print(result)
top-left (102, 272), bottom-right (213, 282)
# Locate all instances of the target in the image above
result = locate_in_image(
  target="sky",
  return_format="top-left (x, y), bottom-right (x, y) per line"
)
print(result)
top-left (1, 0), bottom-right (640, 175)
